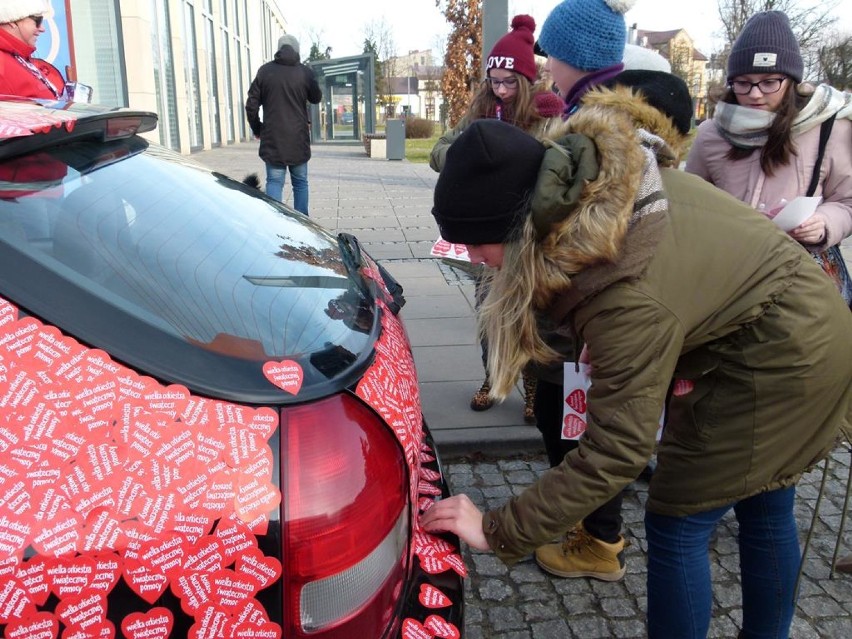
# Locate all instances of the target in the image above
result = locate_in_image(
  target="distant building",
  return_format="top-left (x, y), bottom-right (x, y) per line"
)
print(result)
top-left (628, 27), bottom-right (711, 120)
top-left (50, 1), bottom-right (289, 154)
top-left (386, 50), bottom-right (445, 121)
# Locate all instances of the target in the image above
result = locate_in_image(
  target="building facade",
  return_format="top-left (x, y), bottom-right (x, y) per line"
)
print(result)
top-left (63, 0), bottom-right (288, 153)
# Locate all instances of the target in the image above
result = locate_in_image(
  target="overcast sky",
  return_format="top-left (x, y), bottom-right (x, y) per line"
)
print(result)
top-left (281, 0), bottom-right (852, 60)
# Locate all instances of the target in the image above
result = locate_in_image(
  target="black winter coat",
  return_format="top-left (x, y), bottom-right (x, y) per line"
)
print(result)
top-left (245, 46), bottom-right (322, 166)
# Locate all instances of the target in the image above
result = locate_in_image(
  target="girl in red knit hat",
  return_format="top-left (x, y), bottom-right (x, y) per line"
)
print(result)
top-left (430, 14), bottom-right (564, 423)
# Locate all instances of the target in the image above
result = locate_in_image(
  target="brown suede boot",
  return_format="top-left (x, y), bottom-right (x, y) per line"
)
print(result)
top-left (522, 373), bottom-right (537, 424)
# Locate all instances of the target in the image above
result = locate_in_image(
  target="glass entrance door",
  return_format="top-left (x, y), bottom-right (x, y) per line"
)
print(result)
top-left (324, 72), bottom-right (357, 141)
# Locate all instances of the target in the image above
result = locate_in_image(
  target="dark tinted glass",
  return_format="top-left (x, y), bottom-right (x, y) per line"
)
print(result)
top-left (0, 138), bottom-right (376, 398)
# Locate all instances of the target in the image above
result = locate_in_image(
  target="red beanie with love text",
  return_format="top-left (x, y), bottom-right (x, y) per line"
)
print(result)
top-left (486, 15), bottom-right (537, 83)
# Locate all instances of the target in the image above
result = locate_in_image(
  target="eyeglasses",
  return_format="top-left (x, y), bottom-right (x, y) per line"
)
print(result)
top-left (28, 15), bottom-right (44, 27)
top-left (487, 77), bottom-right (519, 89)
top-left (728, 77), bottom-right (786, 95)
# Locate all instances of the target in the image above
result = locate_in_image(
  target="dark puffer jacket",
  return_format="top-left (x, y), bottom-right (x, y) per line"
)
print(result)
top-left (245, 45), bottom-right (321, 166)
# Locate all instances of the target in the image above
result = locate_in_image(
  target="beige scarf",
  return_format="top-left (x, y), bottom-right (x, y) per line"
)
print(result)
top-left (713, 84), bottom-right (852, 149)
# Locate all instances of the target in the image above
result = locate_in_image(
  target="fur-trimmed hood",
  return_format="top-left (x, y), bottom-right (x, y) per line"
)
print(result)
top-left (529, 86), bottom-right (683, 316)
top-left (479, 86), bottom-right (683, 398)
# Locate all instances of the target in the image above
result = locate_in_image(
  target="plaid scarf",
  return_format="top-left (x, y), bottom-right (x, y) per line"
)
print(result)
top-left (713, 84), bottom-right (852, 149)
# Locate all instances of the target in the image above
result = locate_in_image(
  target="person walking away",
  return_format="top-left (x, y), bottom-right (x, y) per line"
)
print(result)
top-left (0, 0), bottom-right (65, 99)
top-left (430, 14), bottom-right (563, 424)
top-left (421, 107), bottom-right (852, 637)
top-left (686, 11), bottom-right (852, 305)
top-left (245, 34), bottom-right (321, 215)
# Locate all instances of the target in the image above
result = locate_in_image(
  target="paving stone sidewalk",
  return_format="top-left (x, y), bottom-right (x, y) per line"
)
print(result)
top-left (448, 450), bottom-right (852, 638)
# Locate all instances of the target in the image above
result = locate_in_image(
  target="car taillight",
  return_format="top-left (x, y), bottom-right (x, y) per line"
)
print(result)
top-left (281, 393), bottom-right (409, 637)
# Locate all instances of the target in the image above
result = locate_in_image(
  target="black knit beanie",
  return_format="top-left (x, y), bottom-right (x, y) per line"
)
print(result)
top-left (602, 70), bottom-right (693, 135)
top-left (727, 11), bottom-right (803, 83)
top-left (432, 120), bottom-right (546, 245)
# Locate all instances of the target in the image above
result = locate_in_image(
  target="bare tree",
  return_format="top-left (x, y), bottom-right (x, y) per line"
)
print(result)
top-left (304, 26), bottom-right (331, 62)
top-left (817, 31), bottom-right (852, 89)
top-left (363, 19), bottom-right (398, 121)
top-left (437, 0), bottom-right (481, 128)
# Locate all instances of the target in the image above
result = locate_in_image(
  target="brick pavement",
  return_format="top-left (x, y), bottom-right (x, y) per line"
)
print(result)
top-left (448, 451), bottom-right (852, 638)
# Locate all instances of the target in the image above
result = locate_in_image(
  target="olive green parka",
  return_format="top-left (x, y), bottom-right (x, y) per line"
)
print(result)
top-left (480, 89), bottom-right (852, 564)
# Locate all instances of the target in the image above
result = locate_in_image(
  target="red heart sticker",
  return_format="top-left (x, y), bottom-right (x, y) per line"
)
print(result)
top-left (121, 607), bottom-right (173, 639)
top-left (172, 511), bottom-right (215, 544)
top-left (419, 467), bottom-right (440, 482)
top-left (442, 552), bottom-right (467, 578)
top-left (261, 360), bottom-right (303, 395)
top-left (214, 518), bottom-right (257, 565)
top-left (16, 555), bottom-right (50, 606)
top-left (565, 388), bottom-right (587, 414)
top-left (0, 298), bottom-right (18, 326)
top-left (60, 618), bottom-right (115, 638)
top-left (0, 507), bottom-right (31, 556)
top-left (229, 597), bottom-right (270, 626)
top-left (418, 583), bottom-right (451, 608)
top-left (236, 548), bottom-right (281, 593)
top-left (81, 507), bottom-right (125, 553)
top-left (142, 384), bottom-right (189, 419)
top-left (46, 555), bottom-right (96, 599)
top-left (182, 535), bottom-right (225, 573)
top-left (138, 532), bottom-right (189, 580)
top-left (401, 618), bottom-right (434, 639)
top-left (171, 571), bottom-right (212, 616)
top-left (210, 569), bottom-right (256, 610)
top-left (55, 593), bottom-right (107, 630)
top-left (234, 476), bottom-right (280, 524)
top-left (417, 480), bottom-right (442, 496)
top-left (562, 414), bottom-right (587, 439)
top-left (3, 610), bottom-right (58, 639)
top-left (245, 407), bottom-right (278, 441)
top-left (0, 575), bottom-right (35, 623)
top-left (229, 622), bottom-right (283, 639)
top-left (89, 552), bottom-right (121, 596)
top-left (673, 378), bottom-right (695, 397)
top-left (187, 603), bottom-right (230, 639)
top-left (224, 426), bottom-right (262, 469)
top-left (412, 531), bottom-right (455, 557)
top-left (122, 559), bottom-right (169, 604)
top-left (30, 505), bottom-right (83, 557)
top-left (424, 615), bottom-right (461, 639)
top-left (419, 555), bottom-right (450, 575)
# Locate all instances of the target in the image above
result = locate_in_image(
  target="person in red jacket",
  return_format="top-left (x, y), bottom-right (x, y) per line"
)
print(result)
top-left (0, 0), bottom-right (65, 99)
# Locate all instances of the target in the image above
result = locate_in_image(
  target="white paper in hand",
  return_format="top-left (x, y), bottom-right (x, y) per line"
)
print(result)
top-left (770, 196), bottom-right (822, 232)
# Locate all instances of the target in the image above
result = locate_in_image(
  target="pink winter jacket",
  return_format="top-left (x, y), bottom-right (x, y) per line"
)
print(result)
top-left (685, 117), bottom-right (852, 249)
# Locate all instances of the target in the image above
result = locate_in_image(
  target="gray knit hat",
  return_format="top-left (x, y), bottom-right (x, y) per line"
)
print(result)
top-left (278, 34), bottom-right (300, 57)
top-left (727, 11), bottom-right (803, 83)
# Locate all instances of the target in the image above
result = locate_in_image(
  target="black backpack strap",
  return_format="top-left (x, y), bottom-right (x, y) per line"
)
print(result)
top-left (806, 114), bottom-right (837, 197)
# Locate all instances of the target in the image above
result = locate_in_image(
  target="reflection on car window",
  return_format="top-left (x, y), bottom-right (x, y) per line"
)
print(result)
top-left (0, 141), bottom-right (375, 364)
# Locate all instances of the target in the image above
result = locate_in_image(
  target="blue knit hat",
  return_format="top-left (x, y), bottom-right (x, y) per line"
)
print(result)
top-left (539, 0), bottom-right (636, 71)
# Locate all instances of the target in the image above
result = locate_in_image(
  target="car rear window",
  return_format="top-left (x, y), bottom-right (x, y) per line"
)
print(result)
top-left (0, 138), bottom-right (377, 401)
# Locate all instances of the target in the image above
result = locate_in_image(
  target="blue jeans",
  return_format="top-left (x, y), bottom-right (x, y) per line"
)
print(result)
top-left (646, 487), bottom-right (799, 639)
top-left (265, 162), bottom-right (309, 214)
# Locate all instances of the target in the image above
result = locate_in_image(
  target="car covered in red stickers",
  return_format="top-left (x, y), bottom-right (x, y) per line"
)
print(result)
top-left (0, 98), bottom-right (464, 639)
